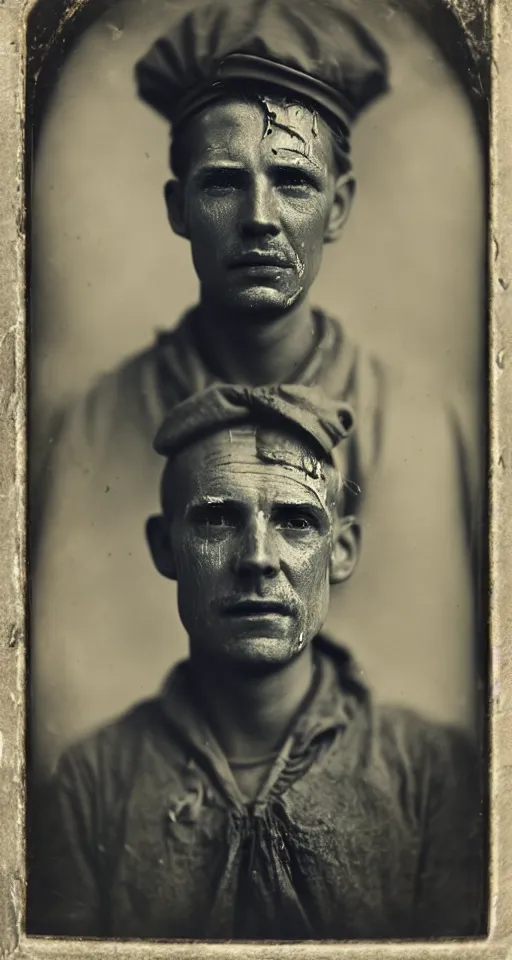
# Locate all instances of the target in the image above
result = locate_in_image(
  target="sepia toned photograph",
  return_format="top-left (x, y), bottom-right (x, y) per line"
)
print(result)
top-left (17, 0), bottom-right (493, 945)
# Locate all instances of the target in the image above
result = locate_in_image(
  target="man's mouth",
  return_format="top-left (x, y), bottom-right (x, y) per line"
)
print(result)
top-left (228, 252), bottom-right (293, 270)
top-left (221, 599), bottom-right (293, 618)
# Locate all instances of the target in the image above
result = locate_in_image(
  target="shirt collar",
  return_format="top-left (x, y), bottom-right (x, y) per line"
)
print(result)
top-left (158, 635), bottom-right (369, 800)
top-left (154, 308), bottom-right (353, 411)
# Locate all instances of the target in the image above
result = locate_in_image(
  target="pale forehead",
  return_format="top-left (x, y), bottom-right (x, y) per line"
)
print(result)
top-left (171, 427), bottom-right (332, 510)
top-left (185, 97), bottom-right (335, 171)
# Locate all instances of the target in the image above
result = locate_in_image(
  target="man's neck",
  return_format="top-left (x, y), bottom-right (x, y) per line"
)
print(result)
top-left (193, 298), bottom-right (318, 386)
top-left (188, 645), bottom-right (315, 761)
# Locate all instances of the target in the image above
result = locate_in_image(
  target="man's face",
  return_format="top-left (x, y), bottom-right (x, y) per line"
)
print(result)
top-left (168, 97), bottom-right (344, 319)
top-left (162, 427), bottom-right (340, 670)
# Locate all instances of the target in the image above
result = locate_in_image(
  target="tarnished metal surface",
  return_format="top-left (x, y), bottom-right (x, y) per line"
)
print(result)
top-left (0, 0), bottom-right (509, 956)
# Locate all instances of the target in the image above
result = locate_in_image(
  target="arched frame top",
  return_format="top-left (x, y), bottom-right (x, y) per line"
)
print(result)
top-left (24, 0), bottom-right (491, 152)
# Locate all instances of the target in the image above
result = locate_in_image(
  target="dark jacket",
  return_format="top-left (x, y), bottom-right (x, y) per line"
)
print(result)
top-left (29, 637), bottom-right (484, 941)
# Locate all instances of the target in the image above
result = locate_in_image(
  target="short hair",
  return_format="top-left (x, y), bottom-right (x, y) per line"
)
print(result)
top-left (169, 88), bottom-right (352, 181)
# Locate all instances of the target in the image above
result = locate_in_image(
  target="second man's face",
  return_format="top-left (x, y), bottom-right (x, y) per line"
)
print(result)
top-left (169, 97), bottom-right (343, 320)
top-left (164, 427), bottom-right (338, 671)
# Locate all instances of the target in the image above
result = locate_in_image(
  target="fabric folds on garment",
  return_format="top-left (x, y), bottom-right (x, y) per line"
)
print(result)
top-left (28, 637), bottom-right (485, 941)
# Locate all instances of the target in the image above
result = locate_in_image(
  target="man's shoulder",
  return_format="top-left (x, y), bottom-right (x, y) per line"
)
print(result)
top-left (372, 703), bottom-right (477, 782)
top-left (55, 696), bottom-right (164, 789)
top-left (61, 316), bottom-right (197, 451)
top-left (326, 314), bottom-right (451, 410)
top-left (320, 314), bottom-right (457, 475)
top-left (77, 342), bottom-right (166, 443)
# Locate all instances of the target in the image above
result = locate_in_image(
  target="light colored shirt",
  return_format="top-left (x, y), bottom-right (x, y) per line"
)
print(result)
top-left (31, 309), bottom-right (481, 776)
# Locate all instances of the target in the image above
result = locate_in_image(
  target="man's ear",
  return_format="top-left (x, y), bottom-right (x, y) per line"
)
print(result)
top-left (329, 515), bottom-right (360, 584)
top-left (146, 514), bottom-right (177, 581)
top-left (164, 179), bottom-right (189, 240)
top-left (324, 173), bottom-right (355, 244)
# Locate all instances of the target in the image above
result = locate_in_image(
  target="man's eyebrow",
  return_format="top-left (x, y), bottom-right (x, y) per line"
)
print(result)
top-left (270, 155), bottom-right (324, 178)
top-left (273, 500), bottom-right (329, 521)
top-left (193, 158), bottom-right (324, 180)
top-left (192, 162), bottom-right (247, 177)
top-left (185, 496), bottom-right (242, 513)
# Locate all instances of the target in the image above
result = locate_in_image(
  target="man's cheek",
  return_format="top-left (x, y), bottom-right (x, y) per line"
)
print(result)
top-left (306, 567), bottom-right (330, 614)
top-left (195, 202), bottom-right (236, 237)
top-left (302, 556), bottom-right (331, 628)
top-left (190, 222), bottom-right (224, 264)
top-left (178, 544), bottom-right (230, 583)
top-left (285, 541), bottom-right (330, 588)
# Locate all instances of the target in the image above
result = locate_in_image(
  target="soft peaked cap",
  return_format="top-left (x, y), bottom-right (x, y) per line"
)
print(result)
top-left (135, 0), bottom-right (389, 137)
top-left (153, 384), bottom-right (354, 463)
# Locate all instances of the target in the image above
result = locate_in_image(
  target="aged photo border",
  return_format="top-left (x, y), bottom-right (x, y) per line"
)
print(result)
top-left (0, 0), bottom-right (508, 955)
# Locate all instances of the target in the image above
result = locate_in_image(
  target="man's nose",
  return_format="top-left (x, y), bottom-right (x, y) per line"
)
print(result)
top-left (234, 519), bottom-right (279, 580)
top-left (240, 180), bottom-right (280, 238)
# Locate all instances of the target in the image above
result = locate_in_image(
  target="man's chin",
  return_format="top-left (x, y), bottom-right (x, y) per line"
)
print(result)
top-left (219, 285), bottom-right (303, 319)
top-left (219, 635), bottom-right (306, 672)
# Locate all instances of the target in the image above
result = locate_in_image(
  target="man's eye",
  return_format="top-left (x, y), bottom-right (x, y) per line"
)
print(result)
top-left (201, 171), bottom-right (241, 192)
top-left (274, 170), bottom-right (316, 191)
top-left (193, 506), bottom-right (237, 529)
top-left (275, 511), bottom-right (318, 532)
